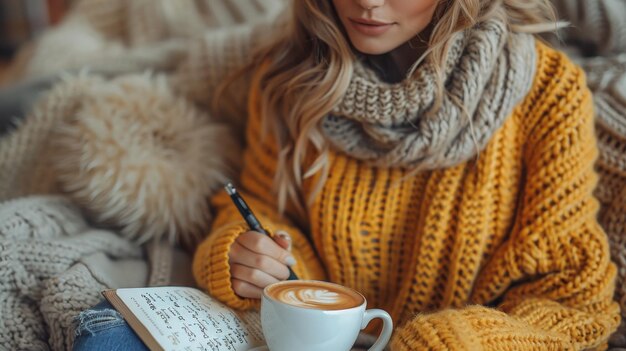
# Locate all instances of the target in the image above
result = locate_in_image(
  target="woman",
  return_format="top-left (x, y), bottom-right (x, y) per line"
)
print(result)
top-left (193, 0), bottom-right (620, 350)
top-left (74, 0), bottom-right (620, 349)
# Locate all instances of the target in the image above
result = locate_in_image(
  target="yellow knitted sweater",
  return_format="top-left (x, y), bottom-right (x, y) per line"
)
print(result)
top-left (193, 42), bottom-right (621, 350)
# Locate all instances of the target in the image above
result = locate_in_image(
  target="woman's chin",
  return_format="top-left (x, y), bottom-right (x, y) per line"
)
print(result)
top-left (350, 38), bottom-right (402, 56)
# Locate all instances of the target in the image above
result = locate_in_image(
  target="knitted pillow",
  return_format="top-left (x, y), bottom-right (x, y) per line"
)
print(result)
top-left (51, 73), bottom-right (241, 247)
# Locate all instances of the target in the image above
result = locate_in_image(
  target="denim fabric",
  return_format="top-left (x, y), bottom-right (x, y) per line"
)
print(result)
top-left (73, 300), bottom-right (149, 351)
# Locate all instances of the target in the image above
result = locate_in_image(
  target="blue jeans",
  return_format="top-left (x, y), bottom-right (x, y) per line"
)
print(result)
top-left (73, 300), bottom-right (149, 351)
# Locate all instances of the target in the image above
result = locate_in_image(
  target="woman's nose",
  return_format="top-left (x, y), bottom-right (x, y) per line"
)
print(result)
top-left (355, 0), bottom-right (385, 11)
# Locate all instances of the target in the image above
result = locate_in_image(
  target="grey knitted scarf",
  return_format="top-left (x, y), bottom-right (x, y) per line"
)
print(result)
top-left (322, 19), bottom-right (537, 169)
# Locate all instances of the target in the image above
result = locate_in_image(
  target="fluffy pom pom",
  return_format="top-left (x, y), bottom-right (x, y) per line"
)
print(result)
top-left (51, 73), bottom-right (241, 247)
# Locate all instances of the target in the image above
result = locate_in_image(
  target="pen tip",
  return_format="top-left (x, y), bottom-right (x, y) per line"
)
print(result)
top-left (224, 183), bottom-right (236, 195)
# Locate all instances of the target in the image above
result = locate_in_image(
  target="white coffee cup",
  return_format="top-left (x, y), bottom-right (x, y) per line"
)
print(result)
top-left (260, 280), bottom-right (393, 351)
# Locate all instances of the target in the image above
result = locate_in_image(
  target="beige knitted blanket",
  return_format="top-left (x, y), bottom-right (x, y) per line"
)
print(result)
top-left (0, 195), bottom-right (189, 351)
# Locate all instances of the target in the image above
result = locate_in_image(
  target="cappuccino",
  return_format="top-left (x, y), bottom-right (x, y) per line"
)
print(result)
top-left (266, 281), bottom-right (363, 311)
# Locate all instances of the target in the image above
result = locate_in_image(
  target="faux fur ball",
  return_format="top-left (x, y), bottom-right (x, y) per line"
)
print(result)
top-left (52, 73), bottom-right (241, 247)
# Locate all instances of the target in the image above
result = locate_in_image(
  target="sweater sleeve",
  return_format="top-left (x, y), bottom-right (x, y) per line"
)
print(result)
top-left (390, 50), bottom-right (621, 350)
top-left (192, 71), bottom-right (327, 310)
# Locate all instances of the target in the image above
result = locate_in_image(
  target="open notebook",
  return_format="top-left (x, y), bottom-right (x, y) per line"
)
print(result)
top-left (103, 287), bottom-right (264, 351)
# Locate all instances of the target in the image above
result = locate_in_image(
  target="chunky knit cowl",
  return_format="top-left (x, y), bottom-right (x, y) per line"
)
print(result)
top-left (322, 18), bottom-right (537, 169)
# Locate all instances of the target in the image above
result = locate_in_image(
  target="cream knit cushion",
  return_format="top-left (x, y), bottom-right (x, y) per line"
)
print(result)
top-left (51, 73), bottom-right (241, 247)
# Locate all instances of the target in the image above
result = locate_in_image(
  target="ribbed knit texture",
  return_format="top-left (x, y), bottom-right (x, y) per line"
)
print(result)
top-left (550, 2), bottom-right (626, 348)
top-left (0, 196), bottom-right (145, 351)
top-left (193, 41), bottom-right (621, 350)
top-left (323, 19), bottom-right (536, 169)
top-left (0, 195), bottom-right (195, 351)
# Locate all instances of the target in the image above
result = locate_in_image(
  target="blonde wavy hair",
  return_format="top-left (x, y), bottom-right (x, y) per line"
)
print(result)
top-left (231, 0), bottom-right (559, 216)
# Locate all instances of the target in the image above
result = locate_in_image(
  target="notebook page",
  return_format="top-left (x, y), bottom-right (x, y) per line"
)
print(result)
top-left (115, 287), bottom-right (264, 351)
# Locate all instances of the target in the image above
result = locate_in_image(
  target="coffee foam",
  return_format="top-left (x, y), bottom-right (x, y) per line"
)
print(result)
top-left (266, 281), bottom-right (363, 311)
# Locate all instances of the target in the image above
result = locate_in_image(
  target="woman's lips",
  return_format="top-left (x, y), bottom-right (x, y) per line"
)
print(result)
top-left (349, 18), bottom-right (393, 36)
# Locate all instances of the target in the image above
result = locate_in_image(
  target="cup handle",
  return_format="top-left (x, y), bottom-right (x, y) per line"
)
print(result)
top-left (361, 309), bottom-right (393, 351)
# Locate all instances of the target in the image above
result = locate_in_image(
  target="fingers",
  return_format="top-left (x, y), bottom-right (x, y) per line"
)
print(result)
top-left (231, 278), bottom-right (263, 299)
top-left (231, 263), bottom-right (281, 289)
top-left (237, 231), bottom-right (296, 266)
top-left (229, 231), bottom-right (298, 299)
top-left (230, 241), bottom-right (290, 280)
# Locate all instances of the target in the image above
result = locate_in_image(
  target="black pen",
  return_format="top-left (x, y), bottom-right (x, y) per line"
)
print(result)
top-left (224, 183), bottom-right (298, 280)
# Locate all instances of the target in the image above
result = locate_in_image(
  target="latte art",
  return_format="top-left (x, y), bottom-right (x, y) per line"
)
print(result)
top-left (282, 289), bottom-right (341, 308)
top-left (267, 281), bottom-right (363, 311)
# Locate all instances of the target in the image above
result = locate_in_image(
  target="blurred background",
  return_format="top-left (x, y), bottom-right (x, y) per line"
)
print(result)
top-left (0, 0), bottom-right (73, 78)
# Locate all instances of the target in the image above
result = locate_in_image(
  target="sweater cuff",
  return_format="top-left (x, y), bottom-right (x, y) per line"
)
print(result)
top-left (193, 221), bottom-right (260, 310)
top-left (390, 306), bottom-right (571, 351)
top-left (500, 297), bottom-right (621, 346)
top-left (391, 308), bottom-right (482, 350)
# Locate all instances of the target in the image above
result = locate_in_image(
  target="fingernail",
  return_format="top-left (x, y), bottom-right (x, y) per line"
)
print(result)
top-left (285, 255), bottom-right (297, 267)
top-left (277, 232), bottom-right (291, 240)
top-left (277, 231), bottom-right (293, 251)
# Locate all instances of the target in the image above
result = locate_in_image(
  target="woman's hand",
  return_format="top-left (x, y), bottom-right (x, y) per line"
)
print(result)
top-left (229, 230), bottom-right (296, 299)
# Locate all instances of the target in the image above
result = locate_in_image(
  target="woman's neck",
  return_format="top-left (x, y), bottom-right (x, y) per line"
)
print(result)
top-left (365, 26), bottom-right (432, 83)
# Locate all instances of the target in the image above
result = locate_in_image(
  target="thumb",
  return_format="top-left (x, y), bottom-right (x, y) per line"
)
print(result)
top-left (274, 230), bottom-right (293, 252)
